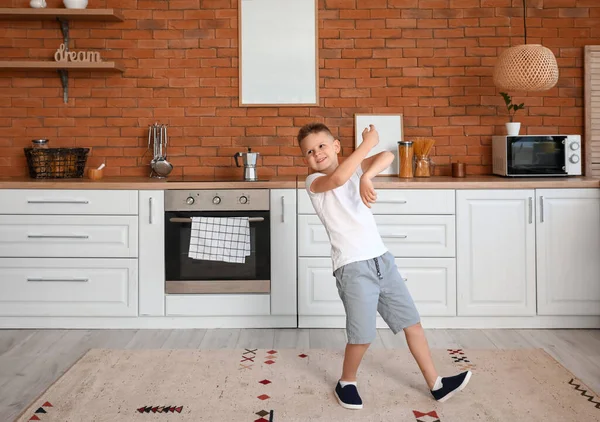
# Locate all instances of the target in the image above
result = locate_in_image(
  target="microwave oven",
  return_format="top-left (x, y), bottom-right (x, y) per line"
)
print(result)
top-left (492, 135), bottom-right (582, 177)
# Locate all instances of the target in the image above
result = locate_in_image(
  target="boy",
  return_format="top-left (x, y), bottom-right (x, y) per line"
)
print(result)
top-left (297, 122), bottom-right (471, 410)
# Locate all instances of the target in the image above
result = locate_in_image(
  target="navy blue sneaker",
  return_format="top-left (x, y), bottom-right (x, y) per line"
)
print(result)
top-left (334, 381), bottom-right (363, 410)
top-left (431, 371), bottom-right (472, 402)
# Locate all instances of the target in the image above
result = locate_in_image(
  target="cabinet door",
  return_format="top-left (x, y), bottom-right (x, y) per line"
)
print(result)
top-left (398, 258), bottom-right (456, 316)
top-left (0, 258), bottom-right (138, 317)
top-left (298, 257), bottom-right (455, 317)
top-left (138, 190), bottom-right (165, 316)
top-left (0, 189), bottom-right (138, 215)
top-left (536, 189), bottom-right (600, 315)
top-left (270, 189), bottom-right (297, 316)
top-left (298, 258), bottom-right (344, 316)
top-left (299, 214), bottom-right (455, 257)
top-left (457, 190), bottom-right (536, 316)
top-left (0, 215), bottom-right (138, 258)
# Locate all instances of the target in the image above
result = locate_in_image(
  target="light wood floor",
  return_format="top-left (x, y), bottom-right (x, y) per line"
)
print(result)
top-left (0, 328), bottom-right (599, 421)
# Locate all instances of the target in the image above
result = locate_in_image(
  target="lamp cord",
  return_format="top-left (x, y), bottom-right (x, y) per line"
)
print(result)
top-left (523, 0), bottom-right (528, 44)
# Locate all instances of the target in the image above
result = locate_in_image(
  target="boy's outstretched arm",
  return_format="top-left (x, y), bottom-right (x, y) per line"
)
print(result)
top-left (359, 151), bottom-right (394, 208)
top-left (361, 151), bottom-right (395, 179)
top-left (311, 125), bottom-right (379, 193)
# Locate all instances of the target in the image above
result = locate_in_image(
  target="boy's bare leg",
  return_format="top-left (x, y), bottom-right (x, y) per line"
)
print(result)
top-left (403, 322), bottom-right (438, 389)
top-left (341, 343), bottom-right (370, 382)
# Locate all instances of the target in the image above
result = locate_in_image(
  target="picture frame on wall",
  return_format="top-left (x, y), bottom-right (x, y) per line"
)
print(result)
top-left (354, 113), bottom-right (404, 175)
top-left (238, 0), bottom-right (319, 107)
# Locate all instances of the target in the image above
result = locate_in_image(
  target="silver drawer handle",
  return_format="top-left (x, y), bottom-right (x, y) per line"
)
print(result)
top-left (402, 277), bottom-right (408, 282)
top-left (384, 234), bottom-right (408, 239)
top-left (27, 200), bottom-right (89, 204)
top-left (169, 217), bottom-right (264, 223)
top-left (27, 277), bottom-right (89, 282)
top-left (379, 200), bottom-right (407, 204)
top-left (27, 235), bottom-right (89, 239)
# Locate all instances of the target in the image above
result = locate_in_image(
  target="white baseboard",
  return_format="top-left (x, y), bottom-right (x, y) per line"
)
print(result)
top-left (0, 315), bottom-right (297, 329)
top-left (2, 315), bottom-right (599, 330)
top-left (299, 315), bottom-right (600, 329)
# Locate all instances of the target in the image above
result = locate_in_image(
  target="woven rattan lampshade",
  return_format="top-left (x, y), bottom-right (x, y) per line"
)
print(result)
top-left (493, 44), bottom-right (559, 92)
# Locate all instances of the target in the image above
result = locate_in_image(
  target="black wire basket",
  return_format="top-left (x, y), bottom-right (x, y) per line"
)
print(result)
top-left (24, 147), bottom-right (90, 179)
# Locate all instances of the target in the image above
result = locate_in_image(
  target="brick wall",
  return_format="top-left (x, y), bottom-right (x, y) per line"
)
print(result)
top-left (1, 0), bottom-right (599, 177)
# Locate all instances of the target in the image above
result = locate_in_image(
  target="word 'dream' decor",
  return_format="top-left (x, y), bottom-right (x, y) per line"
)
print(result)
top-left (54, 44), bottom-right (102, 63)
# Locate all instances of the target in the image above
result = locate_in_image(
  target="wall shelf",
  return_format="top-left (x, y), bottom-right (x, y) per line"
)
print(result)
top-left (0, 8), bottom-right (124, 103)
top-left (0, 61), bottom-right (124, 71)
top-left (0, 8), bottom-right (124, 22)
top-left (0, 61), bottom-right (124, 103)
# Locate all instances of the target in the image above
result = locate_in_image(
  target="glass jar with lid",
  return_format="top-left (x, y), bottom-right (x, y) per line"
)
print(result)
top-left (31, 139), bottom-right (49, 149)
top-left (398, 140), bottom-right (414, 178)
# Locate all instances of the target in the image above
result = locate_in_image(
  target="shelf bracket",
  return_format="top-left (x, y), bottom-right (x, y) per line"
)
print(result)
top-left (58, 69), bottom-right (68, 103)
top-left (56, 17), bottom-right (69, 49)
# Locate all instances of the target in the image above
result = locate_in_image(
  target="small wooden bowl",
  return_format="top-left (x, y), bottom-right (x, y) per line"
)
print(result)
top-left (88, 168), bottom-right (104, 180)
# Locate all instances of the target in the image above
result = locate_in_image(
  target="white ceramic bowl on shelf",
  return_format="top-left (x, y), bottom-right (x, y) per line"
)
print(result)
top-left (63, 0), bottom-right (88, 9)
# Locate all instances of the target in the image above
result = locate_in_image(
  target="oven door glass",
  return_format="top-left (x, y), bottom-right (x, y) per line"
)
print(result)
top-left (506, 136), bottom-right (567, 175)
top-left (165, 210), bottom-right (270, 283)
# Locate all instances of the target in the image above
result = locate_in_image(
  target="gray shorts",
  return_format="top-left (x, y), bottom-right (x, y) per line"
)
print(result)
top-left (333, 251), bottom-right (421, 344)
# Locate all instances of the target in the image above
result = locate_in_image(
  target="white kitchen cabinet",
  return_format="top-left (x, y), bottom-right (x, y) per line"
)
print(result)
top-left (166, 294), bottom-right (270, 316)
top-left (0, 189), bottom-right (138, 215)
top-left (536, 189), bottom-right (600, 315)
top-left (299, 214), bottom-right (455, 258)
top-left (456, 190), bottom-right (536, 316)
top-left (270, 189), bottom-right (297, 316)
top-left (298, 257), bottom-right (456, 317)
top-left (0, 215), bottom-right (138, 258)
top-left (298, 258), bottom-right (343, 316)
top-left (298, 189), bottom-right (455, 215)
top-left (138, 190), bottom-right (165, 316)
top-left (0, 258), bottom-right (138, 317)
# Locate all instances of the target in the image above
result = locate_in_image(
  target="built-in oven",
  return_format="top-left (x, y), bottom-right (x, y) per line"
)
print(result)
top-left (164, 189), bottom-right (270, 294)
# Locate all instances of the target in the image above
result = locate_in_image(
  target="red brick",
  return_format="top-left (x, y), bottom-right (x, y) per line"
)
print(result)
top-left (0, 1), bottom-right (593, 177)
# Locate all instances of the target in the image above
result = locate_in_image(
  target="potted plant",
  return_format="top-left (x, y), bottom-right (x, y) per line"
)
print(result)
top-left (500, 92), bottom-right (525, 136)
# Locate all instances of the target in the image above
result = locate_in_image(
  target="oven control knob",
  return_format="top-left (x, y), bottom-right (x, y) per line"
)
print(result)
top-left (212, 196), bottom-right (221, 205)
top-left (570, 143), bottom-right (580, 151)
top-left (569, 154), bottom-right (580, 164)
top-left (239, 195), bottom-right (248, 204)
top-left (186, 196), bottom-right (195, 205)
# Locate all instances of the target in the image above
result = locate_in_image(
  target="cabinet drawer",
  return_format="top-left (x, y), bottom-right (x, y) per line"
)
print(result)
top-left (298, 189), bottom-right (455, 215)
top-left (0, 189), bottom-right (138, 215)
top-left (165, 294), bottom-right (270, 316)
top-left (298, 257), bottom-right (456, 317)
top-left (298, 215), bottom-right (455, 257)
top-left (0, 258), bottom-right (138, 317)
top-left (0, 215), bottom-right (138, 258)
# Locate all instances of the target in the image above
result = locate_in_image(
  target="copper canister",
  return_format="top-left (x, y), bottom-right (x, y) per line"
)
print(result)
top-left (452, 162), bottom-right (466, 178)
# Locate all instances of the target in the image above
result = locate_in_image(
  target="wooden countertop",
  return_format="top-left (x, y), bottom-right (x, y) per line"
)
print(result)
top-left (0, 175), bottom-right (598, 190)
top-left (332, 175), bottom-right (600, 189)
top-left (0, 176), bottom-right (298, 190)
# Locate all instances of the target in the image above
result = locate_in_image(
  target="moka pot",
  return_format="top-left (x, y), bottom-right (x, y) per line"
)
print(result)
top-left (234, 148), bottom-right (260, 181)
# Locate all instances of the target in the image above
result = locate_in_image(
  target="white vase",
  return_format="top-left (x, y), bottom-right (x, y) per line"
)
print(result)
top-left (505, 122), bottom-right (521, 136)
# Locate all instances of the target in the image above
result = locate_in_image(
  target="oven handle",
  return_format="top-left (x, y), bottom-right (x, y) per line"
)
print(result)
top-left (169, 217), bottom-right (264, 223)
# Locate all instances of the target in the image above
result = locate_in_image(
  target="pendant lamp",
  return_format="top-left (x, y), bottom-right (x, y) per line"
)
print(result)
top-left (493, 0), bottom-right (559, 92)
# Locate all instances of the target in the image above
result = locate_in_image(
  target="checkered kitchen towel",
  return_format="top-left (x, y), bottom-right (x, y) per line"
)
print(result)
top-left (188, 217), bottom-right (251, 263)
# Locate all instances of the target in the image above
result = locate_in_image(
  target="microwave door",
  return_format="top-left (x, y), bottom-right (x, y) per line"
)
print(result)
top-left (508, 137), bottom-right (567, 175)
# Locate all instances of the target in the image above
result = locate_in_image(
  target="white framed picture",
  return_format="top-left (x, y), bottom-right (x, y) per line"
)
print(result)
top-left (354, 114), bottom-right (404, 175)
top-left (239, 0), bottom-right (318, 106)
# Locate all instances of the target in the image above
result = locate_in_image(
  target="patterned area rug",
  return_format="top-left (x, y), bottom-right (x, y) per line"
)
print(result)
top-left (16, 348), bottom-right (599, 421)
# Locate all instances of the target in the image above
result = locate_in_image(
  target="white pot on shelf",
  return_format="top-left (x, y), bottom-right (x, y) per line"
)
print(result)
top-left (30, 0), bottom-right (47, 8)
top-left (63, 0), bottom-right (88, 9)
top-left (505, 122), bottom-right (521, 136)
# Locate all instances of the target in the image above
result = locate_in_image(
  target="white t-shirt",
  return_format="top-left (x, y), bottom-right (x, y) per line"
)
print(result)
top-left (305, 166), bottom-right (388, 272)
